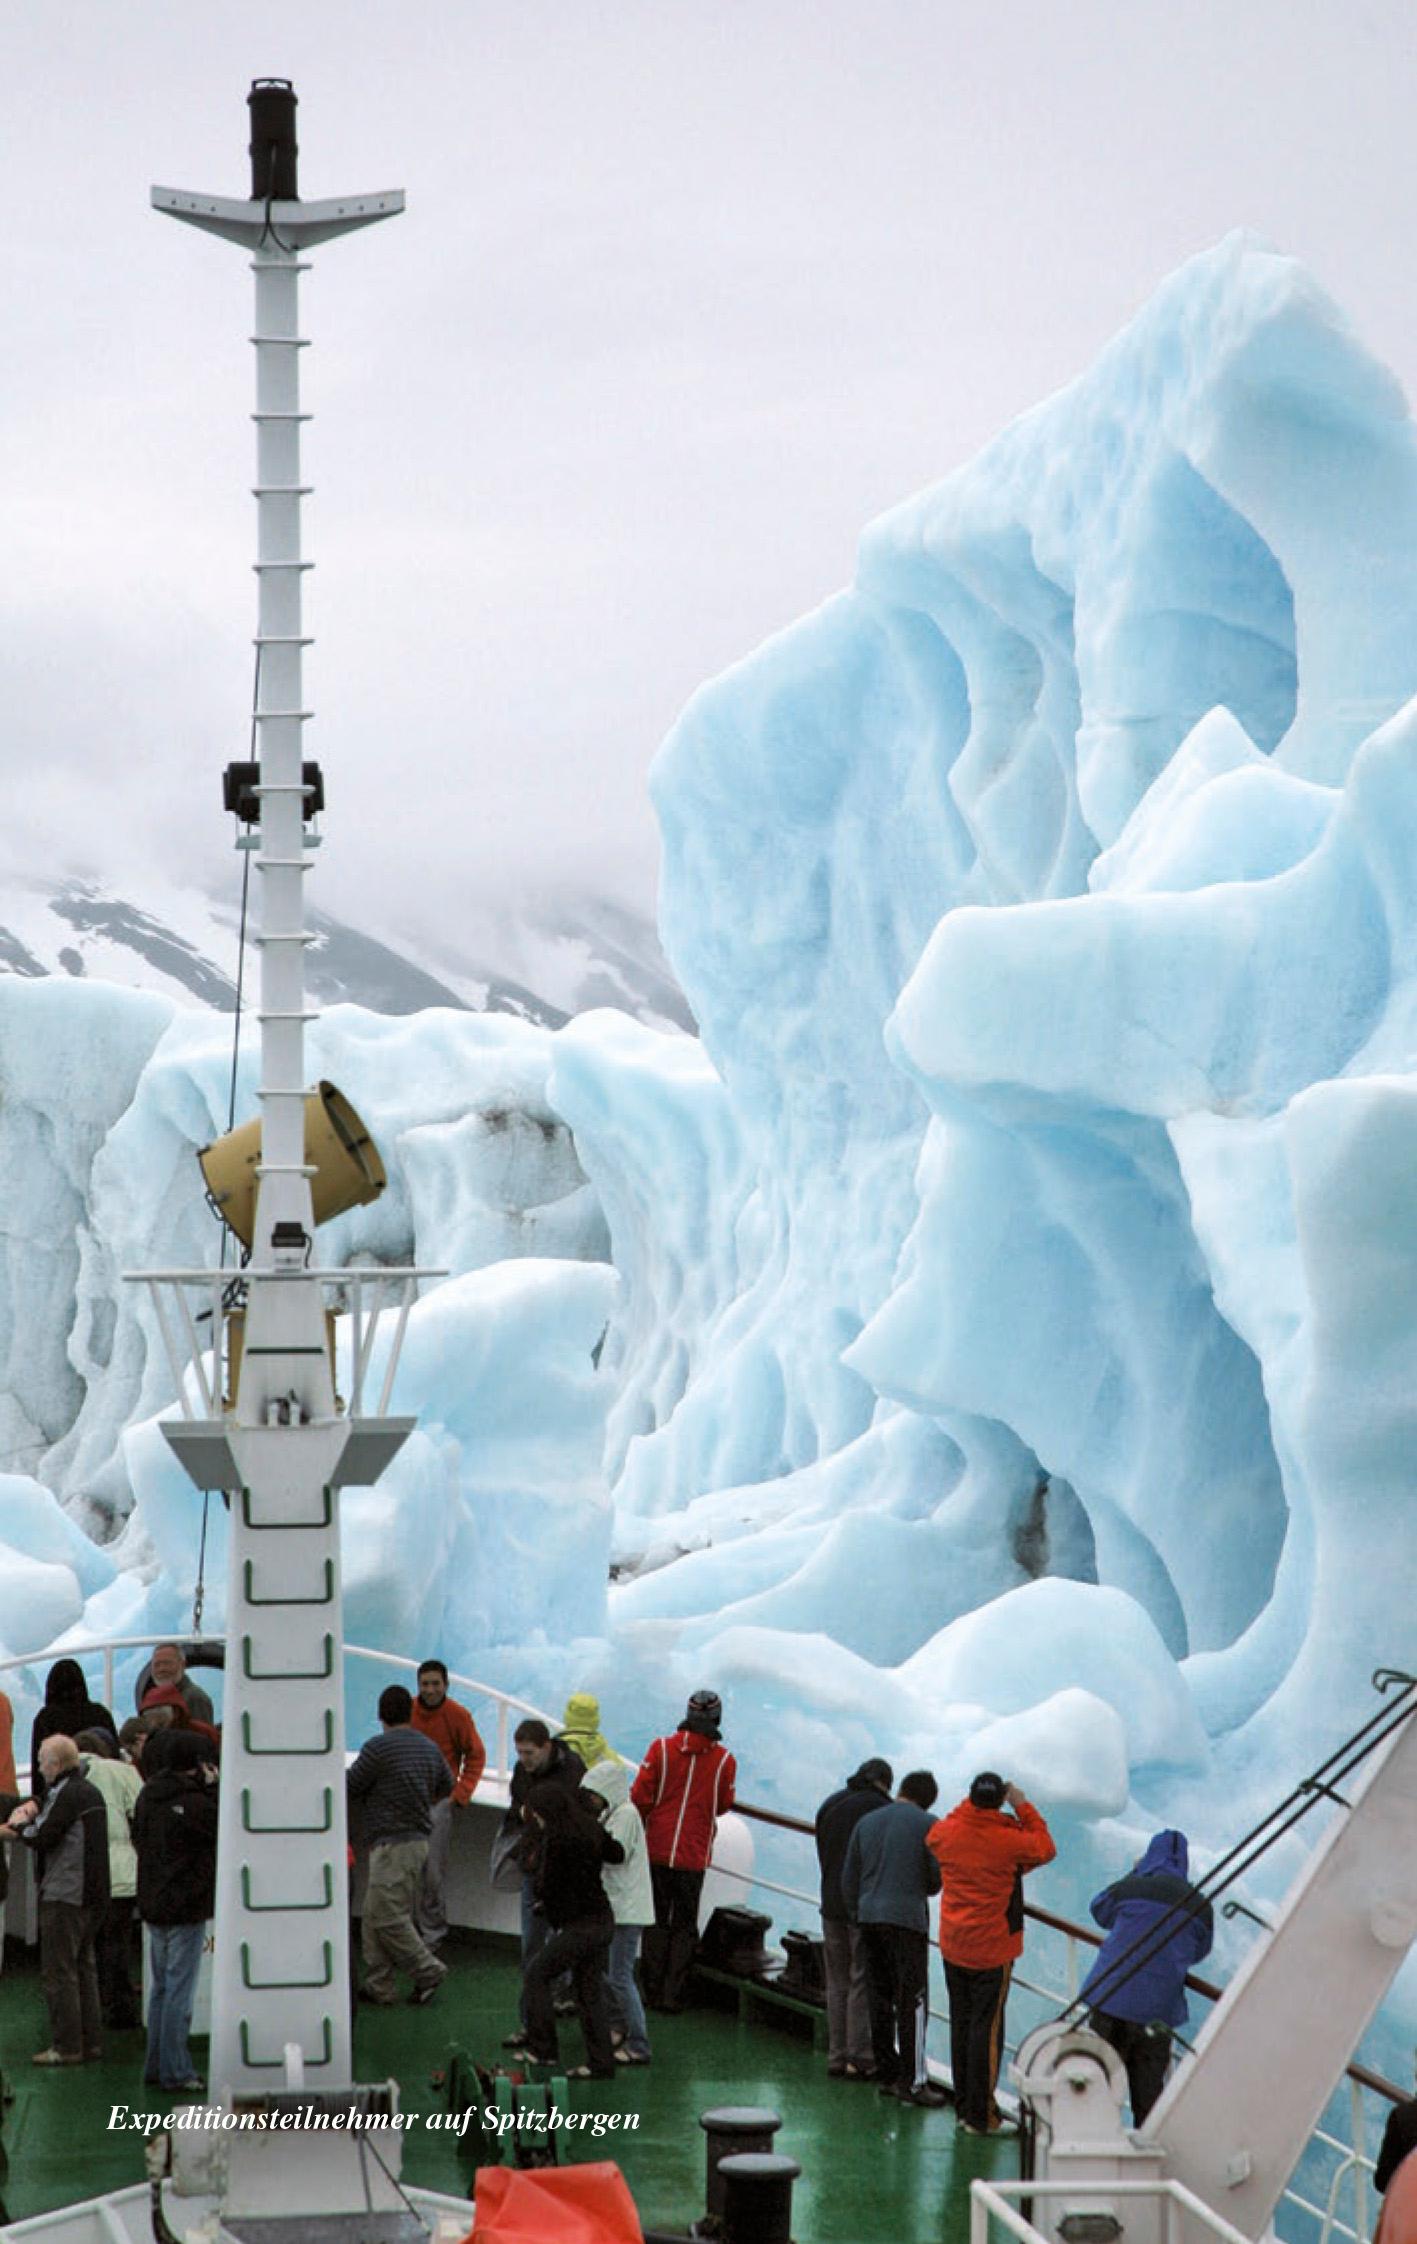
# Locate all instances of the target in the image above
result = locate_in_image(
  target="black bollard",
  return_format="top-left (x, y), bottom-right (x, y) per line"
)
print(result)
top-left (698, 2107), bottom-right (784, 2225)
top-left (718, 2152), bottom-right (802, 2244)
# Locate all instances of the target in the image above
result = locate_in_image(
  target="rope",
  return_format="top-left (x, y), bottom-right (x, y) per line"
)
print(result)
top-left (192, 643), bottom-right (263, 1636)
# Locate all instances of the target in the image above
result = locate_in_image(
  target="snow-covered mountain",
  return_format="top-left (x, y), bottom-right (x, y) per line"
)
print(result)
top-left (0, 869), bottom-right (693, 1033)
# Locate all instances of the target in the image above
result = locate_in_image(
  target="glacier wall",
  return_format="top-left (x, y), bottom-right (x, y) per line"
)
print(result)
top-left (6, 237), bottom-right (1417, 2051)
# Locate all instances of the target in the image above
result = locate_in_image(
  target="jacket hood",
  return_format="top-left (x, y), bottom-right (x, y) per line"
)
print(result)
top-left (675, 1726), bottom-right (721, 1754)
top-left (583, 1758), bottom-right (631, 1812)
top-left (145, 1729), bottom-right (209, 1778)
top-left (562, 1693), bottom-right (601, 1731)
top-left (44, 1658), bottom-right (89, 1707)
top-left (1136, 1829), bottom-right (1188, 1879)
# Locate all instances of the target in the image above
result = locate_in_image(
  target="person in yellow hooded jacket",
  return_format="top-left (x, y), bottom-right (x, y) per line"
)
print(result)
top-left (557, 1693), bottom-right (621, 1772)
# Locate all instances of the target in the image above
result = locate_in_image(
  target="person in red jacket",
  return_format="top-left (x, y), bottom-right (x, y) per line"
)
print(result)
top-left (631, 1689), bottom-right (736, 2012)
top-left (410, 1658), bottom-right (487, 1950)
top-left (928, 1770), bottom-right (1055, 2134)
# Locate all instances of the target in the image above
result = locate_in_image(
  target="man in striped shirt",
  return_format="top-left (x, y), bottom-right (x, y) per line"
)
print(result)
top-left (348, 1686), bottom-right (452, 2006)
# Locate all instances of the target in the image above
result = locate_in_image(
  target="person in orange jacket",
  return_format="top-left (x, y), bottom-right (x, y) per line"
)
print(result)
top-left (410, 1658), bottom-right (487, 1950)
top-left (927, 1770), bottom-right (1056, 2133)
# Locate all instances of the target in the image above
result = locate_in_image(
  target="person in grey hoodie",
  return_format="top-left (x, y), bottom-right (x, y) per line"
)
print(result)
top-left (582, 1759), bottom-right (654, 2064)
top-left (840, 1770), bottom-right (946, 2107)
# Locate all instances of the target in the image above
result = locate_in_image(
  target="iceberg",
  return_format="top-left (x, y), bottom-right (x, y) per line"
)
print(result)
top-left (7, 237), bottom-right (1417, 2061)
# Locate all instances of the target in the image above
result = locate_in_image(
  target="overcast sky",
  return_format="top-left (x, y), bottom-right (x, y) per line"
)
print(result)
top-left (6, 1), bottom-right (1417, 965)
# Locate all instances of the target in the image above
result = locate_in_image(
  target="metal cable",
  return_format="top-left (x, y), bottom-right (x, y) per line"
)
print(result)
top-left (1058, 1670), bottom-right (1417, 2026)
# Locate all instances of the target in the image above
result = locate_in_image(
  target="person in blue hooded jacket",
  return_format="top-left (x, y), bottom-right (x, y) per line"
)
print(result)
top-left (1079, 1829), bottom-right (1213, 2123)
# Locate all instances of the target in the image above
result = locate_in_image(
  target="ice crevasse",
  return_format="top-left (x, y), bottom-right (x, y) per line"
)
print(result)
top-left (4, 235), bottom-right (1417, 1967)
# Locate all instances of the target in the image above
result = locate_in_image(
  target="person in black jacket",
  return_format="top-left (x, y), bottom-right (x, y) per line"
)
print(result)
top-left (505, 1719), bottom-right (585, 2041)
top-left (3, 1734), bottom-right (111, 2064)
top-left (30, 1661), bottom-right (116, 1802)
top-left (133, 1729), bottom-right (218, 2094)
top-left (815, 1757), bottom-right (893, 2079)
top-left (514, 1782), bottom-right (623, 2078)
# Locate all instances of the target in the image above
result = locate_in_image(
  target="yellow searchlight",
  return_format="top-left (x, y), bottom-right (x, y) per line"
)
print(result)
top-left (197, 1080), bottom-right (386, 1251)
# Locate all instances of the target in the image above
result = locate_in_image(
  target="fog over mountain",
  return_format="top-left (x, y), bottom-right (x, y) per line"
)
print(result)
top-left (0, 866), bottom-right (693, 1035)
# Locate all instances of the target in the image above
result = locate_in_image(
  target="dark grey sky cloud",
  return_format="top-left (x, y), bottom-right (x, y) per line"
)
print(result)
top-left (5, 0), bottom-right (1417, 956)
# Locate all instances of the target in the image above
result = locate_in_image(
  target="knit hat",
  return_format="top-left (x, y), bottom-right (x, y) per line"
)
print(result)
top-left (682, 1688), bottom-right (723, 1739)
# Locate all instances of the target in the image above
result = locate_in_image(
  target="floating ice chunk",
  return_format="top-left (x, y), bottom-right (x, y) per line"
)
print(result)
top-left (901, 1580), bottom-right (1208, 1774)
top-left (965, 1689), bottom-right (1131, 1818)
top-left (0, 1547), bottom-right (84, 1657)
top-left (1090, 707), bottom-right (1335, 896)
top-left (0, 1473), bottom-right (115, 1599)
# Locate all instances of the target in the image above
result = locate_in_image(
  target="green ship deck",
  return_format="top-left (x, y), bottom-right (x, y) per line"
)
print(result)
top-left (0, 1932), bottom-right (1015, 2241)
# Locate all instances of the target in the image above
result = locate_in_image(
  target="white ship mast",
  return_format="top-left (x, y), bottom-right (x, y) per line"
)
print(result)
top-left (143, 82), bottom-right (419, 2106)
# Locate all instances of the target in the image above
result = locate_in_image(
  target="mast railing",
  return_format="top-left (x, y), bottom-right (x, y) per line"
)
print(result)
top-left (123, 1266), bottom-right (440, 1423)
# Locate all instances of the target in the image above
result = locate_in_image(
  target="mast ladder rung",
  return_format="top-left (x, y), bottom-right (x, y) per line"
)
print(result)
top-left (242, 1557), bottom-right (334, 1606)
top-left (241, 1785), bottom-right (332, 1835)
top-left (241, 1708), bottom-right (335, 1756)
top-left (252, 634), bottom-right (314, 646)
top-left (241, 1939), bottom-right (333, 1991)
top-left (250, 257), bottom-right (312, 275)
top-left (241, 1864), bottom-right (334, 1913)
top-left (252, 484), bottom-right (314, 497)
top-left (252, 559), bottom-right (314, 573)
top-left (250, 713), bottom-right (315, 725)
top-left (241, 1485), bottom-right (333, 1530)
top-left (251, 411), bottom-right (313, 423)
top-left (253, 861), bottom-right (314, 873)
top-left (242, 1631), bottom-right (334, 1682)
top-left (249, 333), bottom-right (311, 347)
top-left (240, 2017), bottom-right (333, 2070)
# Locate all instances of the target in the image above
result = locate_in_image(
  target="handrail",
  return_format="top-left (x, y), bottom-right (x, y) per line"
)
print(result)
top-left (0, 1630), bottom-right (558, 1792)
top-left (733, 1800), bottom-right (1227, 2012)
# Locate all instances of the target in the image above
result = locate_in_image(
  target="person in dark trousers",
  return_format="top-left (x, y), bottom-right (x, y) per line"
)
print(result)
top-left (514, 1782), bottom-right (624, 2078)
top-left (3, 1734), bottom-right (111, 2064)
top-left (1080, 1828), bottom-right (1213, 2124)
top-left (505, 1718), bottom-right (586, 2040)
top-left (134, 1729), bottom-right (218, 2092)
top-left (929, 1771), bottom-right (1056, 2134)
top-left (841, 1770), bottom-right (946, 2107)
top-left (410, 1658), bottom-right (487, 1952)
top-left (75, 1727), bottom-right (142, 2030)
top-left (30, 1661), bottom-right (115, 1802)
top-left (632, 1689), bottom-right (736, 2013)
top-left (815, 1756), bottom-right (893, 2078)
top-left (346, 1685), bottom-right (452, 2006)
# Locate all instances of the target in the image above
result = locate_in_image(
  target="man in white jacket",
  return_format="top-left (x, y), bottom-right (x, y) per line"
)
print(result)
top-left (581, 1759), bottom-right (653, 2065)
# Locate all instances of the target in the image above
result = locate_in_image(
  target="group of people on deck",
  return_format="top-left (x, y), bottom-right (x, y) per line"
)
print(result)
top-left (0, 1648), bottom-right (220, 2092)
top-left (11, 1647), bottom-right (1408, 2198)
top-left (816, 1760), bottom-right (1214, 2133)
top-left (349, 1674), bottom-right (735, 2082)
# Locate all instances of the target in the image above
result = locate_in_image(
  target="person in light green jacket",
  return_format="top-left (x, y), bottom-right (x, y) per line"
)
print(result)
top-left (557, 1693), bottom-right (620, 1772)
top-left (75, 1730), bottom-right (141, 2029)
